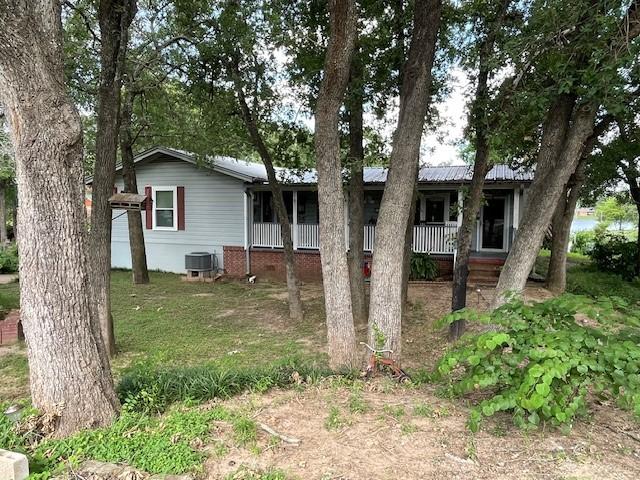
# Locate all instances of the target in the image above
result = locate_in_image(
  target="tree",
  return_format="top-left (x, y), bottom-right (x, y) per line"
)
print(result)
top-left (90, 0), bottom-right (136, 356)
top-left (545, 115), bottom-right (614, 293)
top-left (366, 0), bottom-right (443, 362)
top-left (174, 0), bottom-right (305, 321)
top-left (0, 119), bottom-right (14, 243)
top-left (0, 0), bottom-right (119, 436)
top-left (595, 196), bottom-right (638, 230)
top-left (449, 0), bottom-right (512, 339)
top-left (493, 0), bottom-right (640, 307)
top-left (314, 0), bottom-right (359, 369)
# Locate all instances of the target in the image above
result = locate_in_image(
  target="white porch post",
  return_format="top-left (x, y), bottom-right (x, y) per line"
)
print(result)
top-left (292, 190), bottom-right (299, 250)
top-left (243, 191), bottom-right (249, 250)
top-left (455, 189), bottom-right (464, 266)
top-left (512, 187), bottom-right (520, 246)
top-left (457, 188), bottom-right (464, 228)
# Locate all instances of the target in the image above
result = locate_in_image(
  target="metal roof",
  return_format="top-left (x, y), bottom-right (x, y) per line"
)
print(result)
top-left (117, 146), bottom-right (534, 186)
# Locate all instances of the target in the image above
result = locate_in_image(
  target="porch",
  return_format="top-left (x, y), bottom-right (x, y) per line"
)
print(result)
top-left (246, 187), bottom-right (520, 255)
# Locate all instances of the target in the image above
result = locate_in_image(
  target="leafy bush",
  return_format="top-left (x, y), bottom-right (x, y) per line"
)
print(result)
top-left (117, 359), bottom-right (335, 413)
top-left (1, 402), bottom-right (235, 477)
top-left (0, 243), bottom-right (18, 273)
top-left (590, 233), bottom-right (638, 280)
top-left (571, 230), bottom-right (597, 255)
top-left (435, 295), bottom-right (640, 432)
top-left (409, 253), bottom-right (439, 281)
top-left (567, 265), bottom-right (640, 305)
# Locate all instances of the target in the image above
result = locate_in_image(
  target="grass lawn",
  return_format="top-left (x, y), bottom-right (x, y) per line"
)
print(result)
top-left (1, 268), bottom-right (640, 479)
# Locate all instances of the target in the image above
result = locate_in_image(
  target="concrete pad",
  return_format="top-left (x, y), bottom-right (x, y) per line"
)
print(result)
top-left (0, 274), bottom-right (18, 285)
top-left (0, 449), bottom-right (29, 480)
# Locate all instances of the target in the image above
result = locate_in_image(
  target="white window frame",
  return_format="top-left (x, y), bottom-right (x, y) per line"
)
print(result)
top-left (152, 186), bottom-right (178, 231)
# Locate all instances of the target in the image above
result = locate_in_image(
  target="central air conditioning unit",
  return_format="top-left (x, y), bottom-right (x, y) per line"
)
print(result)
top-left (185, 252), bottom-right (215, 273)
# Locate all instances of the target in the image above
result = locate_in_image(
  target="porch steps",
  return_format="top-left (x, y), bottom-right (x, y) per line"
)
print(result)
top-left (467, 258), bottom-right (503, 284)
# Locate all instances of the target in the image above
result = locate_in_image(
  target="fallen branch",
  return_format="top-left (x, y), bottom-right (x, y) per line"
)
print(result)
top-left (259, 422), bottom-right (300, 445)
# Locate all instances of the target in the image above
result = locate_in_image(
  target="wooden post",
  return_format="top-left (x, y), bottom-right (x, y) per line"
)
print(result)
top-left (292, 190), bottom-right (298, 250)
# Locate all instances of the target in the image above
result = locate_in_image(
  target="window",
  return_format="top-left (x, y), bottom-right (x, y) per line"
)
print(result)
top-left (153, 186), bottom-right (177, 230)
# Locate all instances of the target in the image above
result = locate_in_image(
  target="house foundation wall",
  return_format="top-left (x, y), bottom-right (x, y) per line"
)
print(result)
top-left (223, 246), bottom-right (458, 283)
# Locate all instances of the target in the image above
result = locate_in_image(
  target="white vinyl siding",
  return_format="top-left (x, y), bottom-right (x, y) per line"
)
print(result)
top-left (111, 156), bottom-right (246, 272)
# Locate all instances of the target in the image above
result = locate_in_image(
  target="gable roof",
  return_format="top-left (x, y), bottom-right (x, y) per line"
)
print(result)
top-left (116, 146), bottom-right (534, 185)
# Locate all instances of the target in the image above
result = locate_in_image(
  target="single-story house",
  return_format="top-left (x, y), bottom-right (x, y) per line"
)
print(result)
top-left (109, 146), bottom-right (533, 281)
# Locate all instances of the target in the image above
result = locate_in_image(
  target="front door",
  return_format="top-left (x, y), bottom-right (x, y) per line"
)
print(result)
top-left (481, 197), bottom-right (506, 250)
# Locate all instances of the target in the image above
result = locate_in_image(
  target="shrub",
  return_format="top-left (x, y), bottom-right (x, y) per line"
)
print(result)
top-left (117, 358), bottom-right (335, 413)
top-left (435, 295), bottom-right (640, 432)
top-left (591, 233), bottom-right (638, 281)
top-left (571, 230), bottom-right (597, 255)
top-left (409, 253), bottom-right (439, 281)
top-left (0, 243), bottom-right (18, 273)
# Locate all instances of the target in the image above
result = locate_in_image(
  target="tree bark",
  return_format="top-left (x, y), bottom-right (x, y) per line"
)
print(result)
top-left (449, 0), bottom-right (510, 340)
top-left (91, 0), bottom-right (136, 356)
top-left (546, 160), bottom-right (585, 293)
top-left (346, 59), bottom-right (367, 326)
top-left (314, 0), bottom-right (359, 369)
top-left (230, 64), bottom-right (303, 322)
top-left (0, 182), bottom-right (6, 243)
top-left (120, 89), bottom-right (149, 284)
top-left (493, 100), bottom-right (597, 307)
top-left (367, 0), bottom-right (442, 363)
top-left (623, 168), bottom-right (640, 277)
top-left (0, 0), bottom-right (119, 436)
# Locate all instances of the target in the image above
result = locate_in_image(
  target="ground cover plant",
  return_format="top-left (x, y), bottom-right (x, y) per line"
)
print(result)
top-left (436, 295), bottom-right (640, 432)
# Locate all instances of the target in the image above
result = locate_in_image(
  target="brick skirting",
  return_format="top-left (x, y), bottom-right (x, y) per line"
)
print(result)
top-left (223, 246), bottom-right (457, 283)
top-left (0, 310), bottom-right (22, 345)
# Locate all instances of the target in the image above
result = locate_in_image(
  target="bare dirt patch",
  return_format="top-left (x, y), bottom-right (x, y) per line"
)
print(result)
top-left (206, 383), bottom-right (640, 480)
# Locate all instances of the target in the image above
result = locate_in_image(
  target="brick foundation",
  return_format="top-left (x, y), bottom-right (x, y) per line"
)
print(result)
top-left (0, 310), bottom-right (21, 345)
top-left (223, 246), bottom-right (458, 283)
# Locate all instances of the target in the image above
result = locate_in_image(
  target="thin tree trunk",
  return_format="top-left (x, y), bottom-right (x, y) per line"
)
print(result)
top-left (347, 59), bottom-right (367, 326)
top-left (0, 182), bottom-right (6, 243)
top-left (230, 65), bottom-right (303, 322)
top-left (0, 0), bottom-right (119, 436)
top-left (450, 0), bottom-right (510, 339)
top-left (120, 89), bottom-right (149, 284)
top-left (493, 101), bottom-right (597, 307)
top-left (367, 0), bottom-right (442, 363)
top-left (314, 0), bottom-right (359, 369)
top-left (546, 160), bottom-right (585, 293)
top-left (91, 0), bottom-right (136, 356)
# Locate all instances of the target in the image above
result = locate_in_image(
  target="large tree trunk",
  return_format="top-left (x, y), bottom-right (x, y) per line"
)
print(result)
top-left (91, 0), bottom-right (135, 356)
top-left (0, 0), bottom-right (119, 437)
top-left (230, 66), bottom-right (303, 322)
top-left (493, 99), bottom-right (597, 307)
top-left (347, 59), bottom-right (367, 326)
top-left (546, 160), bottom-right (586, 293)
top-left (314, 0), bottom-right (358, 369)
top-left (367, 0), bottom-right (442, 362)
top-left (0, 182), bottom-right (6, 243)
top-left (450, 0), bottom-right (511, 339)
top-left (120, 89), bottom-right (149, 284)
top-left (623, 168), bottom-right (640, 276)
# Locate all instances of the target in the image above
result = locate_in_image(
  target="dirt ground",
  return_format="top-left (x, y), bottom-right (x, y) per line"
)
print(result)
top-left (206, 381), bottom-right (640, 480)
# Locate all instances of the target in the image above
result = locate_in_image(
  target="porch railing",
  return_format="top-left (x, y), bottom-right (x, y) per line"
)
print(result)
top-left (252, 222), bottom-right (458, 254)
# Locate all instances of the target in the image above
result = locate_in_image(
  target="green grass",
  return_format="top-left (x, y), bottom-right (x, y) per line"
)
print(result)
top-left (109, 271), bottom-right (325, 370)
top-left (0, 270), bottom-right (329, 403)
top-left (0, 280), bottom-right (19, 316)
top-left (536, 251), bottom-right (640, 306)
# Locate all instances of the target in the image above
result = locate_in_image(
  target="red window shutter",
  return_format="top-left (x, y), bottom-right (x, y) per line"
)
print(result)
top-left (145, 185), bottom-right (152, 229)
top-left (177, 186), bottom-right (185, 230)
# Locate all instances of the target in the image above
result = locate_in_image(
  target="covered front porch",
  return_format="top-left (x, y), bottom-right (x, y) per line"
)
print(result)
top-left (245, 186), bottom-right (522, 256)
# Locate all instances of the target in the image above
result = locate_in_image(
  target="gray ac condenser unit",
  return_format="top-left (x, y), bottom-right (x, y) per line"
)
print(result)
top-left (185, 252), bottom-right (214, 272)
